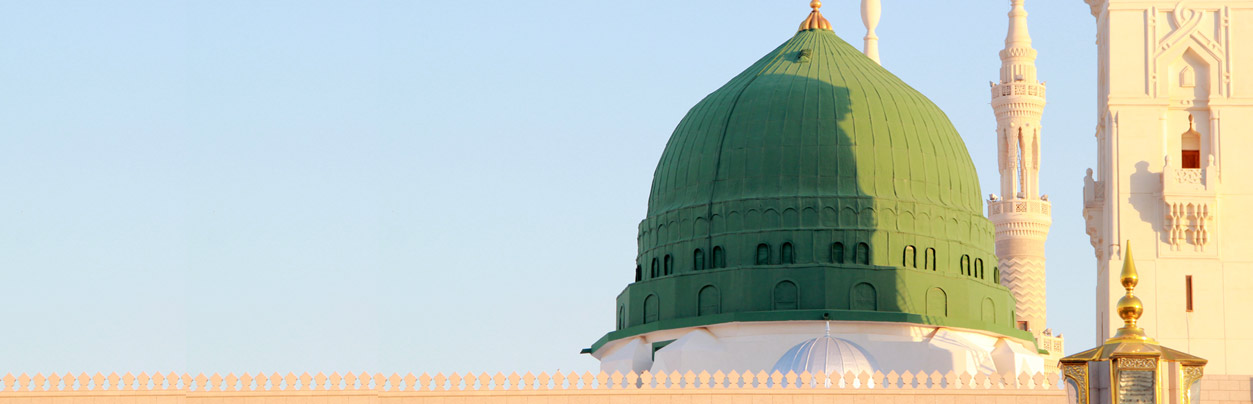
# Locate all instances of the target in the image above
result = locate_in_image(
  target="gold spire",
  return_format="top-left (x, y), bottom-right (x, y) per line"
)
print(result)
top-left (1109, 241), bottom-right (1156, 343)
top-left (799, 1), bottom-right (833, 32)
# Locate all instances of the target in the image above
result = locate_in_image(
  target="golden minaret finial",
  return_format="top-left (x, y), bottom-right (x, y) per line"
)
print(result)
top-left (799, 0), bottom-right (833, 32)
top-left (1109, 241), bottom-right (1156, 343)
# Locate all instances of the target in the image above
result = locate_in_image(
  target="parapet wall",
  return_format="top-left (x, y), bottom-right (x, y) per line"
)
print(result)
top-left (2, 370), bottom-right (1246, 403)
top-left (0, 370), bottom-right (1068, 404)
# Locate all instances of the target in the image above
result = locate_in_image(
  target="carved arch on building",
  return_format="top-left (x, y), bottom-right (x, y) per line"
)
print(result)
top-left (1153, 28), bottom-right (1225, 98)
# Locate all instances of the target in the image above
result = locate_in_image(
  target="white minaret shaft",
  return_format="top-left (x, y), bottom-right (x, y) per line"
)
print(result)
top-left (988, 0), bottom-right (1050, 337)
top-left (861, 0), bottom-right (880, 64)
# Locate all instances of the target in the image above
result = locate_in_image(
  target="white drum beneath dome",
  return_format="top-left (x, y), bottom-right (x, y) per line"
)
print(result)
top-left (595, 321), bottom-right (1045, 376)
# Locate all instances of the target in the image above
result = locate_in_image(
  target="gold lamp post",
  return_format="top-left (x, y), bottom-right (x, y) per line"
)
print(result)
top-left (1059, 242), bottom-right (1207, 404)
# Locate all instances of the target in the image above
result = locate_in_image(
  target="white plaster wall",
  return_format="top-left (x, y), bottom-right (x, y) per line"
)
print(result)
top-left (1085, 0), bottom-right (1253, 376)
top-left (594, 321), bottom-right (1043, 376)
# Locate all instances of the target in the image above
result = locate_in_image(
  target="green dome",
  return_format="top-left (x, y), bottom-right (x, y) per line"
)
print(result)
top-left (645, 32), bottom-right (981, 224)
top-left (592, 29), bottom-right (1032, 353)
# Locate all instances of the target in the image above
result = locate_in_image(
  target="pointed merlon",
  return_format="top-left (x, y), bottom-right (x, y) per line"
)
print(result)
top-left (862, 0), bottom-right (881, 65)
top-left (799, 1), bottom-right (832, 32)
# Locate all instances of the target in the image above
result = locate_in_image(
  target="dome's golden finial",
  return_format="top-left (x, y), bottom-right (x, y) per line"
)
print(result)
top-left (1110, 241), bottom-right (1155, 343)
top-left (799, 0), bottom-right (833, 32)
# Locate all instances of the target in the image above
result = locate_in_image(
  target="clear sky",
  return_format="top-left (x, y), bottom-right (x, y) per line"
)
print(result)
top-left (0, 1), bottom-right (1099, 375)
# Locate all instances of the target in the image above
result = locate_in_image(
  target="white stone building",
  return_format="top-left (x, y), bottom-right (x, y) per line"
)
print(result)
top-left (1081, 0), bottom-right (1253, 376)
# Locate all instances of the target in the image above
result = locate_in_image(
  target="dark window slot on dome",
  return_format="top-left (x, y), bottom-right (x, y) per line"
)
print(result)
top-left (960, 255), bottom-right (971, 276)
top-left (651, 258), bottom-right (659, 279)
top-left (832, 242), bottom-right (845, 264)
top-left (903, 246), bottom-right (917, 268)
top-left (693, 249), bottom-right (705, 271)
top-left (976, 259), bottom-right (984, 279)
top-left (712, 246), bottom-right (726, 268)
top-left (635, 265), bottom-right (642, 282)
top-left (757, 244), bottom-right (771, 265)
top-left (856, 243), bottom-right (870, 265)
top-left (781, 243), bottom-right (795, 265)
top-left (664, 255), bottom-right (673, 276)
top-left (925, 248), bottom-right (937, 271)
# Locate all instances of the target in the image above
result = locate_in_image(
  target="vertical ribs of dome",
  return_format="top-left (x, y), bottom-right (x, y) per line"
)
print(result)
top-left (988, 0), bottom-right (1052, 350)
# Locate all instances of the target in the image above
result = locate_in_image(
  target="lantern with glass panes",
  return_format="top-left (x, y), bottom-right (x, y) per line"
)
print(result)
top-left (1059, 242), bottom-right (1207, 404)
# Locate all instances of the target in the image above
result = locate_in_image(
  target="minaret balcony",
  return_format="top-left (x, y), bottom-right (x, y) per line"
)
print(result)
top-left (987, 198), bottom-right (1052, 240)
top-left (987, 198), bottom-right (1051, 217)
top-left (991, 82), bottom-right (1046, 100)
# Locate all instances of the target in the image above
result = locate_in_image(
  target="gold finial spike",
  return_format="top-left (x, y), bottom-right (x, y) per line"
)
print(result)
top-left (1110, 241), bottom-right (1154, 343)
top-left (1120, 241), bottom-right (1139, 291)
top-left (799, 0), bottom-right (833, 32)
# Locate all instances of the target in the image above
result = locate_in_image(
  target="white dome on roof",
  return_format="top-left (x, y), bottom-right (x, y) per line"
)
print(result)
top-left (772, 323), bottom-right (877, 376)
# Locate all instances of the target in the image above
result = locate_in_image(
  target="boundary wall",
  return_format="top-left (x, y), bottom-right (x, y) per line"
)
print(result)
top-left (0, 370), bottom-right (1068, 404)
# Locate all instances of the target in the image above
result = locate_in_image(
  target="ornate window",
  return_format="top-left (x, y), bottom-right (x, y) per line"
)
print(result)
top-left (1182, 115), bottom-right (1201, 169)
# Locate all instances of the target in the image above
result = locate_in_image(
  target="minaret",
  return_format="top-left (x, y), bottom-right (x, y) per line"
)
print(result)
top-left (987, 0), bottom-right (1060, 364)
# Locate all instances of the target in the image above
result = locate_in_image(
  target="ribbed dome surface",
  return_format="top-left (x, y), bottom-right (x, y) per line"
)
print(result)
top-left (645, 28), bottom-right (981, 228)
top-left (772, 332), bottom-right (877, 376)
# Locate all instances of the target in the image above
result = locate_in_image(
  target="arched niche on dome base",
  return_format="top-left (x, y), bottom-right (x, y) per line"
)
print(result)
top-left (851, 282), bottom-right (878, 311)
top-left (926, 287), bottom-right (948, 318)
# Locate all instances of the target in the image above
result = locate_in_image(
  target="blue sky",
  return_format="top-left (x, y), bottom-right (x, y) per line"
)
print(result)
top-left (0, 0), bottom-right (1098, 374)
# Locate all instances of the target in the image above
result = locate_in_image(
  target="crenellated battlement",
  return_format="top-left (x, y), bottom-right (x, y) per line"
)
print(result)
top-left (0, 370), bottom-right (1067, 392)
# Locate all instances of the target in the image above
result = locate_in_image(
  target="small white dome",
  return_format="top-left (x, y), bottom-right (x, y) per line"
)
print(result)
top-left (772, 324), bottom-right (877, 376)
